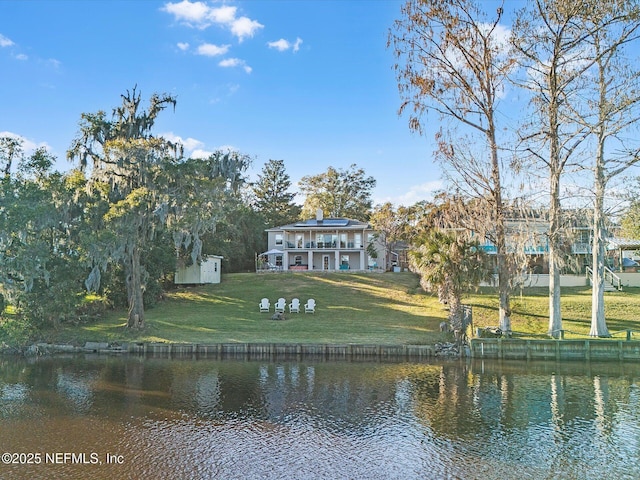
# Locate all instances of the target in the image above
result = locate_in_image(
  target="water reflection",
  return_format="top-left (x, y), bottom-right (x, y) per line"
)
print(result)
top-left (1, 356), bottom-right (640, 479)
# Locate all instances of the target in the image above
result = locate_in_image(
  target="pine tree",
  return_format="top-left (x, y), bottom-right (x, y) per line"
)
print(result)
top-left (252, 159), bottom-right (300, 227)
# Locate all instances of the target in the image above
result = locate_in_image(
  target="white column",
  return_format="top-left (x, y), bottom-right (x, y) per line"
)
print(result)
top-left (308, 251), bottom-right (313, 271)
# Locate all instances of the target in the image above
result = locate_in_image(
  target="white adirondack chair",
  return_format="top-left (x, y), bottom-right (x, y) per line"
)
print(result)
top-left (259, 298), bottom-right (270, 312)
top-left (289, 298), bottom-right (300, 313)
top-left (304, 298), bottom-right (316, 314)
top-left (274, 297), bottom-right (286, 313)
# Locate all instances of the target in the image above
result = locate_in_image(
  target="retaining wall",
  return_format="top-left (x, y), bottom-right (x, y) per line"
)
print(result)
top-left (470, 338), bottom-right (640, 361)
top-left (82, 342), bottom-right (436, 361)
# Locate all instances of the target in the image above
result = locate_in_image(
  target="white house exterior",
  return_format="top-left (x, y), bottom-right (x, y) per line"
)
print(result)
top-left (264, 211), bottom-right (385, 272)
top-left (175, 255), bottom-right (223, 284)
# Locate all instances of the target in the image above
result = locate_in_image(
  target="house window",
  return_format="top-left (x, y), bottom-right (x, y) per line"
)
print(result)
top-left (275, 255), bottom-right (283, 267)
top-left (341, 255), bottom-right (349, 266)
top-left (296, 235), bottom-right (303, 249)
top-left (294, 255), bottom-right (303, 266)
top-left (355, 233), bottom-right (362, 248)
top-left (275, 234), bottom-right (283, 246)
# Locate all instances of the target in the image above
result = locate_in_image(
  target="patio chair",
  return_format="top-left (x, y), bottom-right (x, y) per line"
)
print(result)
top-left (259, 298), bottom-right (270, 312)
top-left (274, 297), bottom-right (286, 313)
top-left (289, 298), bottom-right (300, 313)
top-left (304, 298), bottom-right (316, 314)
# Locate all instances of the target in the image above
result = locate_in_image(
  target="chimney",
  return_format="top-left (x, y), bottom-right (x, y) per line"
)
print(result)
top-left (316, 208), bottom-right (324, 222)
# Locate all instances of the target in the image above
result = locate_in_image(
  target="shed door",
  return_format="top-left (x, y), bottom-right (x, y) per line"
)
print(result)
top-left (201, 260), bottom-right (217, 283)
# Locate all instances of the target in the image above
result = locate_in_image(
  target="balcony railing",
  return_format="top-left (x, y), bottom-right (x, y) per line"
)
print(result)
top-left (280, 241), bottom-right (363, 250)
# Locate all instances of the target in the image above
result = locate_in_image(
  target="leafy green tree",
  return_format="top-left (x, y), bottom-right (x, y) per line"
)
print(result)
top-left (67, 88), bottom-right (179, 328)
top-left (0, 141), bottom-right (89, 336)
top-left (0, 136), bottom-right (22, 179)
top-left (299, 164), bottom-right (376, 220)
top-left (203, 201), bottom-right (266, 272)
top-left (621, 200), bottom-right (640, 240)
top-left (409, 229), bottom-right (490, 331)
top-left (252, 159), bottom-right (300, 227)
top-left (370, 202), bottom-right (414, 269)
top-left (68, 88), bottom-right (249, 329)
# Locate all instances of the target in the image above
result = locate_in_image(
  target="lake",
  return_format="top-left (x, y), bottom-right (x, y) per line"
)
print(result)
top-left (1, 354), bottom-right (640, 479)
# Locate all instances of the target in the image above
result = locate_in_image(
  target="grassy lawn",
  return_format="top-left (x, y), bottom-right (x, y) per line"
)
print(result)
top-left (41, 272), bottom-right (640, 345)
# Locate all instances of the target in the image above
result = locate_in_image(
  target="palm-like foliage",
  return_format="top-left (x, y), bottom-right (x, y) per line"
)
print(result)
top-left (409, 230), bottom-right (490, 330)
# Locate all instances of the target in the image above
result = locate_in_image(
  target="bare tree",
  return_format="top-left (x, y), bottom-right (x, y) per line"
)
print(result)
top-left (389, 0), bottom-right (517, 333)
top-left (579, 2), bottom-right (640, 337)
top-left (511, 0), bottom-right (598, 338)
top-left (512, 0), bottom-right (640, 337)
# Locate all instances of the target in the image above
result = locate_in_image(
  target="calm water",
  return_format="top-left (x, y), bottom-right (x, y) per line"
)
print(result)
top-left (1, 355), bottom-right (640, 480)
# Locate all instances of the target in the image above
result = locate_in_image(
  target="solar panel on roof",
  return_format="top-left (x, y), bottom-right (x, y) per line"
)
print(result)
top-left (322, 219), bottom-right (349, 226)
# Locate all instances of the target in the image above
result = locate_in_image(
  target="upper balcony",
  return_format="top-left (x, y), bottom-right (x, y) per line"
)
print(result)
top-left (279, 239), bottom-right (364, 250)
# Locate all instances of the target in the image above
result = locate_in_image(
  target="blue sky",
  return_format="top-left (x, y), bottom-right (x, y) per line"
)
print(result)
top-left (0, 0), bottom-right (445, 206)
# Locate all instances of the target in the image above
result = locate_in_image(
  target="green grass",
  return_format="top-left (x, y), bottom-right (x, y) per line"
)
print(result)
top-left (40, 272), bottom-right (640, 345)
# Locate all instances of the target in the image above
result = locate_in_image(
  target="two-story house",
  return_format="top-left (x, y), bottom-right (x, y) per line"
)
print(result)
top-left (263, 210), bottom-right (385, 272)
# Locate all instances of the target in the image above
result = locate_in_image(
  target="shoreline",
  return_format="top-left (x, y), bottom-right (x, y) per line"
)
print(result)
top-left (7, 340), bottom-right (461, 360)
top-left (6, 337), bottom-right (640, 362)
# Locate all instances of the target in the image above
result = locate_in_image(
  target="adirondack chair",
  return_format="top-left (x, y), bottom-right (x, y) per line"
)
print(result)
top-left (274, 297), bottom-right (286, 313)
top-left (289, 298), bottom-right (300, 313)
top-left (259, 298), bottom-right (270, 312)
top-left (304, 298), bottom-right (316, 314)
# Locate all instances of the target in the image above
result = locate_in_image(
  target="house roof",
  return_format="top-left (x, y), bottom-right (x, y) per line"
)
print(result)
top-left (267, 217), bottom-right (371, 231)
top-left (608, 238), bottom-right (640, 250)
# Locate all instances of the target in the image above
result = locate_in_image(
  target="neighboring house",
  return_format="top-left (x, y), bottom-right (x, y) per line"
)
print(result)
top-left (175, 255), bottom-right (223, 284)
top-left (470, 212), bottom-right (600, 274)
top-left (263, 210), bottom-right (385, 272)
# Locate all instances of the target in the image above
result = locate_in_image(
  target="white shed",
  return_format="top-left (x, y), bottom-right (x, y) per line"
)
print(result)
top-left (175, 255), bottom-right (223, 284)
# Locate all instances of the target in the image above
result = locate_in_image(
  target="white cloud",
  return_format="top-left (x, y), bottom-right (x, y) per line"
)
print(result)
top-left (177, 42), bottom-right (190, 51)
top-left (162, 1), bottom-right (263, 41)
top-left (268, 39), bottom-right (289, 52)
top-left (162, 0), bottom-right (211, 28)
top-left (230, 16), bottom-right (263, 42)
top-left (217, 144), bottom-right (238, 152)
top-left (0, 33), bottom-right (14, 47)
top-left (190, 148), bottom-right (213, 159)
top-left (378, 180), bottom-right (443, 206)
top-left (209, 5), bottom-right (237, 24)
top-left (15, 53), bottom-right (28, 61)
top-left (196, 43), bottom-right (230, 57)
top-left (219, 58), bottom-right (251, 73)
top-left (0, 131), bottom-right (51, 154)
top-left (161, 132), bottom-right (204, 154)
top-left (268, 37), bottom-right (303, 52)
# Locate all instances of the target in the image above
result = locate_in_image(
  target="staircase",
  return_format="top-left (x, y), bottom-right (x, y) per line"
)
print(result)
top-left (586, 266), bottom-right (622, 291)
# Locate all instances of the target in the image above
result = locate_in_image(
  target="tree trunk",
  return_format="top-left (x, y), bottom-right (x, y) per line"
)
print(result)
top-left (125, 243), bottom-right (145, 329)
top-left (589, 144), bottom-right (610, 337)
top-left (488, 116), bottom-right (512, 335)
top-left (547, 165), bottom-right (562, 338)
top-left (448, 290), bottom-right (463, 332)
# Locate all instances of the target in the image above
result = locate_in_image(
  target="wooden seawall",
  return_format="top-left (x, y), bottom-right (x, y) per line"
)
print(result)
top-left (470, 338), bottom-right (640, 361)
top-left (81, 342), bottom-right (437, 361)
